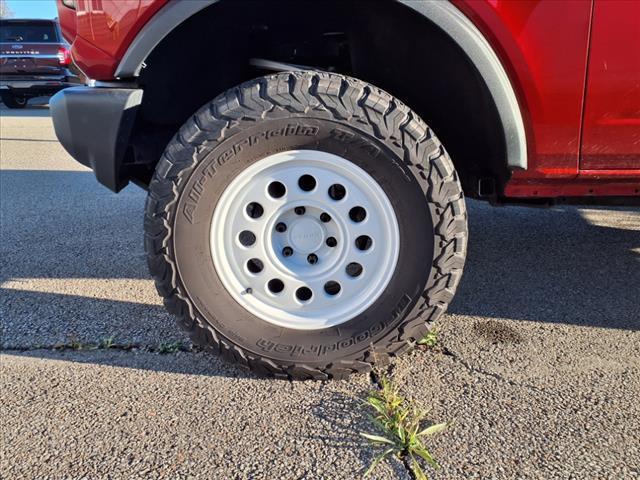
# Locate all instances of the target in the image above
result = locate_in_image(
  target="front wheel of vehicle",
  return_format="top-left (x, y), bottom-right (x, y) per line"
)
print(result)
top-left (145, 72), bottom-right (467, 379)
top-left (0, 92), bottom-right (28, 109)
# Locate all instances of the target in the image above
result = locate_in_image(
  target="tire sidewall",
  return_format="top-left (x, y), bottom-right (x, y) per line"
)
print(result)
top-left (171, 116), bottom-right (435, 365)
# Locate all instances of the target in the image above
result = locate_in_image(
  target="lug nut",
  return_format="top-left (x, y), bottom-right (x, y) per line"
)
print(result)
top-left (320, 212), bottom-right (331, 223)
top-left (307, 253), bottom-right (318, 265)
top-left (282, 246), bottom-right (293, 257)
top-left (294, 206), bottom-right (306, 215)
top-left (326, 237), bottom-right (337, 247)
top-left (275, 222), bottom-right (287, 233)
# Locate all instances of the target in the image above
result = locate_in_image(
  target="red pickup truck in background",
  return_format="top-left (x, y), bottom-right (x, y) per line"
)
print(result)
top-left (51, 0), bottom-right (640, 379)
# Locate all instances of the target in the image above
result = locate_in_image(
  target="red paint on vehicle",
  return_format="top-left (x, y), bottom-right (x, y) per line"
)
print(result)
top-left (59, 0), bottom-right (168, 79)
top-left (580, 0), bottom-right (640, 170)
top-left (453, 0), bottom-right (592, 178)
top-left (56, 0), bottom-right (640, 198)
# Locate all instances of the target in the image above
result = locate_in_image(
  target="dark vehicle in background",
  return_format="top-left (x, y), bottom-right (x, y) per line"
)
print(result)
top-left (0, 18), bottom-right (80, 108)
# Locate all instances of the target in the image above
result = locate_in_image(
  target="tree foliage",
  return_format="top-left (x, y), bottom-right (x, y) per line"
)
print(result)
top-left (0, 0), bottom-right (14, 18)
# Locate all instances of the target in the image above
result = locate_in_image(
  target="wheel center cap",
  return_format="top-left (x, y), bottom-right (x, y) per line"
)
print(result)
top-left (288, 218), bottom-right (324, 254)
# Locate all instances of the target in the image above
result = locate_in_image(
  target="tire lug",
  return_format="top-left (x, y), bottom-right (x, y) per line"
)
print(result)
top-left (326, 237), bottom-right (337, 247)
top-left (307, 253), bottom-right (318, 265)
top-left (294, 206), bottom-right (306, 215)
top-left (320, 212), bottom-right (331, 223)
top-left (282, 246), bottom-right (293, 257)
top-left (275, 222), bottom-right (287, 233)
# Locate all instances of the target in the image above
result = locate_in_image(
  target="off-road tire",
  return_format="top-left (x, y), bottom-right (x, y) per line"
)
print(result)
top-left (144, 72), bottom-right (467, 380)
top-left (1, 92), bottom-right (28, 109)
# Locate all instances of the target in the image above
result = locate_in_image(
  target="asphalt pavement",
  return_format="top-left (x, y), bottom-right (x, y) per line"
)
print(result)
top-left (1, 102), bottom-right (639, 479)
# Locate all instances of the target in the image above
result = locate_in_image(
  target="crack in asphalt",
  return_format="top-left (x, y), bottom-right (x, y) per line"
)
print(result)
top-left (440, 345), bottom-right (544, 393)
top-left (1, 342), bottom-right (198, 354)
top-left (4, 341), bottom-right (544, 397)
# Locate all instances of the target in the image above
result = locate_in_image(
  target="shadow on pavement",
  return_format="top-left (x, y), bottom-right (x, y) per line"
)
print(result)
top-left (449, 201), bottom-right (639, 330)
top-left (2, 169), bottom-right (639, 376)
top-left (0, 105), bottom-right (51, 118)
top-left (8, 347), bottom-right (256, 379)
top-left (1, 170), bottom-right (145, 283)
top-left (0, 96), bottom-right (50, 114)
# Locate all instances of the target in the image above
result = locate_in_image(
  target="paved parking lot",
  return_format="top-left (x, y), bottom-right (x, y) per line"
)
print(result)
top-left (1, 103), bottom-right (639, 479)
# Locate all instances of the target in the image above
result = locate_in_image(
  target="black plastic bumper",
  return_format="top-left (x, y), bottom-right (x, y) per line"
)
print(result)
top-left (50, 86), bottom-right (143, 192)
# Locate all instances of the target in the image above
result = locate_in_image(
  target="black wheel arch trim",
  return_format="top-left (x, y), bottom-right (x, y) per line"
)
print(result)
top-left (114, 0), bottom-right (527, 170)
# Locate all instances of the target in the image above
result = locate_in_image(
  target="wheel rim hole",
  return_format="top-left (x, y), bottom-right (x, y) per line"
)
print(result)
top-left (320, 212), bottom-right (331, 223)
top-left (298, 175), bottom-right (317, 192)
top-left (328, 184), bottom-right (346, 201)
top-left (346, 262), bottom-right (363, 277)
top-left (247, 258), bottom-right (263, 274)
top-left (349, 206), bottom-right (367, 223)
top-left (267, 181), bottom-right (286, 199)
top-left (355, 235), bottom-right (373, 251)
top-left (294, 206), bottom-right (306, 215)
top-left (268, 279), bottom-right (285, 294)
top-left (324, 281), bottom-right (341, 296)
top-left (238, 230), bottom-right (256, 247)
top-left (296, 287), bottom-right (313, 302)
top-left (246, 202), bottom-right (264, 219)
top-left (275, 222), bottom-right (287, 233)
top-left (326, 236), bottom-right (337, 247)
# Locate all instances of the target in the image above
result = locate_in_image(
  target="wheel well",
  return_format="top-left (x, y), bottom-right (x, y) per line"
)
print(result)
top-left (126, 0), bottom-right (508, 197)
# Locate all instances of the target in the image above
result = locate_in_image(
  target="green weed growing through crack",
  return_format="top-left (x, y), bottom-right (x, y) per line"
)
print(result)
top-left (99, 336), bottom-right (116, 349)
top-left (68, 335), bottom-right (85, 350)
top-left (57, 335), bottom-right (97, 351)
top-left (157, 341), bottom-right (182, 354)
top-left (361, 374), bottom-right (448, 479)
top-left (53, 334), bottom-right (125, 351)
top-left (46, 337), bottom-right (184, 352)
top-left (417, 330), bottom-right (438, 348)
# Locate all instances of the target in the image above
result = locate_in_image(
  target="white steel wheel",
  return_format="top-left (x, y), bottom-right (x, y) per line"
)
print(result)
top-left (210, 150), bottom-right (400, 330)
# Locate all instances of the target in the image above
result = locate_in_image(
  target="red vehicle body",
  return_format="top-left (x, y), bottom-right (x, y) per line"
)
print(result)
top-left (55, 0), bottom-right (639, 199)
